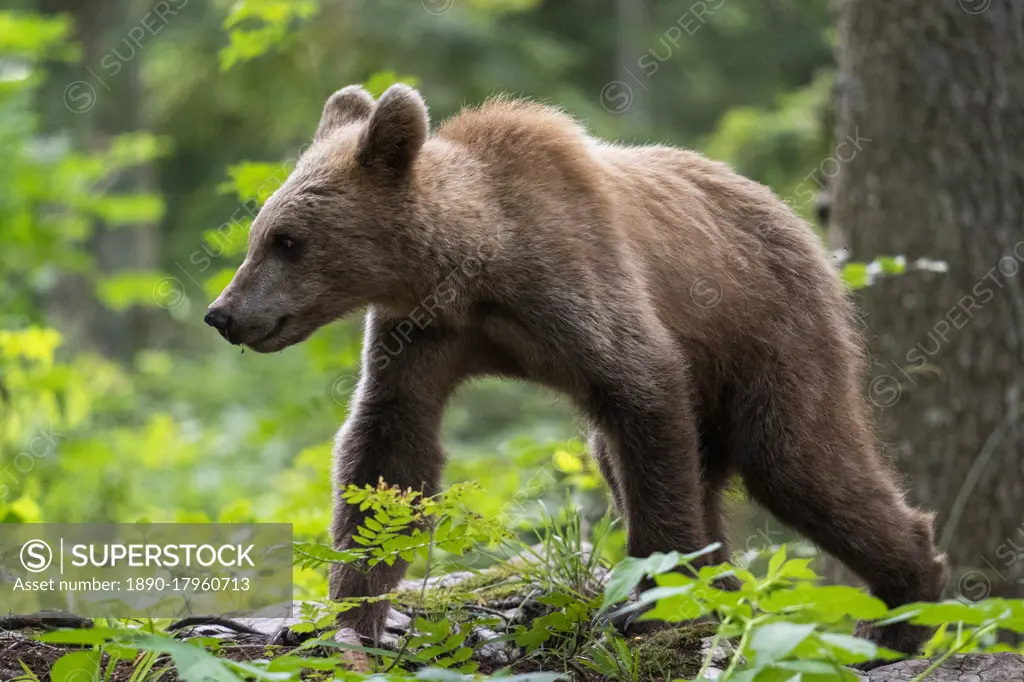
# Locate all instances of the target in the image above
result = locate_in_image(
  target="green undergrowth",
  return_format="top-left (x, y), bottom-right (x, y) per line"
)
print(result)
top-left (20, 484), bottom-right (1024, 682)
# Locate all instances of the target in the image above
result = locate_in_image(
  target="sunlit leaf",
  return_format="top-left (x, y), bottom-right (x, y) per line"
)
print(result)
top-left (50, 651), bottom-right (100, 682)
top-left (750, 622), bottom-right (815, 668)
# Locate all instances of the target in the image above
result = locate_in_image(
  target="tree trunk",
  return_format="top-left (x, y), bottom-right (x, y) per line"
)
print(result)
top-left (41, 0), bottom-right (161, 360)
top-left (833, 0), bottom-right (1024, 600)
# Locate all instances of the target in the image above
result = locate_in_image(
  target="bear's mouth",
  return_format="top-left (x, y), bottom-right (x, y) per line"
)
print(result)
top-left (245, 315), bottom-right (290, 352)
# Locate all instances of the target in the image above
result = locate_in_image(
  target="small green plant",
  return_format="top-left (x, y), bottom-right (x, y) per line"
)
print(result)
top-left (520, 497), bottom-right (614, 598)
top-left (404, 617), bottom-right (480, 672)
top-left (294, 480), bottom-right (512, 574)
top-left (290, 480), bottom-right (519, 672)
top-left (578, 632), bottom-right (641, 681)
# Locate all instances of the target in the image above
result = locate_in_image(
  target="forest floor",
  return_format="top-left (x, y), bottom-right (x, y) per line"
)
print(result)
top-left (0, 623), bottom-right (714, 681)
top-left (4, 559), bottom-right (1024, 681)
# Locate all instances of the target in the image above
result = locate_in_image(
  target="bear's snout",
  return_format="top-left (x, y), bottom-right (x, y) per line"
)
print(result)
top-left (204, 305), bottom-right (238, 344)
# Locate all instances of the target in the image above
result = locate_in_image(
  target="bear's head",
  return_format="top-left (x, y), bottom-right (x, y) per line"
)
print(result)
top-left (204, 84), bottom-right (430, 352)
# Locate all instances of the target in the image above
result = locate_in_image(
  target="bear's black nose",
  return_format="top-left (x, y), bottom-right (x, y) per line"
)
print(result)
top-left (204, 307), bottom-right (232, 336)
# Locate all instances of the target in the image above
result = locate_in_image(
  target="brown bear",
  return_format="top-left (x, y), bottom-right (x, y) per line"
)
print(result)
top-left (206, 83), bottom-right (948, 656)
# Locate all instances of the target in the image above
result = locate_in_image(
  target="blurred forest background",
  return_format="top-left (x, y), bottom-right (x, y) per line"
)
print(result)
top-left (1, 0), bottom-right (1021, 603)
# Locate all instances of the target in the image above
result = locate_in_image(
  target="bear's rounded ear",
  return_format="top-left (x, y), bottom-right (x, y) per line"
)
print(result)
top-left (357, 84), bottom-right (428, 175)
top-left (315, 86), bottom-right (375, 141)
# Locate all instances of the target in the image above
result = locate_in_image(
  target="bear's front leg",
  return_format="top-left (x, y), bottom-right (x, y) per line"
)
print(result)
top-left (326, 310), bottom-right (472, 640)
top-left (328, 392), bottom-right (446, 640)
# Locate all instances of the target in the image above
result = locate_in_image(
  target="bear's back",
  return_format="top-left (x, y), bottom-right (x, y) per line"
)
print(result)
top-left (437, 98), bottom-right (587, 160)
top-left (435, 99), bottom-right (608, 208)
top-left (433, 98), bottom-right (844, 350)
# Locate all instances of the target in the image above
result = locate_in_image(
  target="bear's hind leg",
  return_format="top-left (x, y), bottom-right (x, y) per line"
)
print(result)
top-left (589, 430), bottom-right (625, 514)
top-left (700, 478), bottom-right (745, 592)
top-left (732, 368), bottom-right (947, 658)
top-left (589, 368), bottom-right (716, 635)
top-left (589, 379), bottom-right (709, 565)
top-left (699, 428), bottom-right (738, 570)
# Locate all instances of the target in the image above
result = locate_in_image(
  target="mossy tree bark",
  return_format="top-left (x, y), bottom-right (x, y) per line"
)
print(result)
top-left (833, 0), bottom-right (1024, 598)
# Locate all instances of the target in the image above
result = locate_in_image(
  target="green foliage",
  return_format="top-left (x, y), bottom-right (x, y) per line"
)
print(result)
top-left (597, 544), bottom-right (1024, 680)
top-left (220, 0), bottom-right (321, 70)
top-left (0, 11), bottom-right (169, 531)
top-left (704, 71), bottom-right (835, 218)
top-left (406, 618), bottom-right (478, 673)
top-left (579, 631), bottom-right (642, 682)
top-left (40, 625), bottom-right (568, 681)
top-left (0, 25), bottom-right (165, 321)
top-left (841, 256), bottom-right (952, 290)
top-left (0, 11), bottom-right (78, 61)
top-left (29, 525), bottom-right (1024, 681)
top-left (601, 545), bottom-right (722, 608)
top-left (49, 650), bottom-right (101, 682)
top-left (295, 482), bottom-right (511, 574)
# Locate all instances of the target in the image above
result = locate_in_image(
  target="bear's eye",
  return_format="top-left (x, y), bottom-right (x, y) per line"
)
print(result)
top-left (273, 234), bottom-right (296, 251)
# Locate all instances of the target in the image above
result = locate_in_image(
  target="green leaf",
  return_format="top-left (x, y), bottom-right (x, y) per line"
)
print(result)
top-left (88, 193), bottom-right (164, 225)
top-left (514, 624), bottom-right (554, 651)
top-left (816, 632), bottom-right (901, 665)
top-left (203, 223), bottom-right (250, 259)
top-left (761, 585), bottom-right (888, 622)
top-left (777, 558), bottom-right (818, 581)
top-left (291, 542), bottom-right (362, 568)
top-left (96, 271), bottom-right (182, 312)
top-left (148, 641), bottom-right (243, 682)
top-left (534, 611), bottom-right (572, 631)
top-left (639, 584), bottom-right (711, 623)
top-left (443, 629), bottom-right (468, 650)
top-left (0, 11), bottom-right (78, 60)
top-left (265, 655), bottom-right (339, 672)
top-left (418, 645), bottom-right (449, 659)
top-left (767, 545), bottom-right (787, 579)
top-left (603, 551), bottom-right (684, 606)
top-left (750, 622), bottom-right (816, 668)
top-left (415, 617), bottom-right (452, 640)
top-left (842, 262), bottom-right (870, 289)
top-left (363, 70), bottom-right (420, 98)
top-left (126, 634), bottom-right (292, 682)
top-left (220, 161), bottom-right (292, 203)
top-left (877, 256), bottom-right (906, 275)
top-left (220, 0), bottom-right (319, 72)
top-left (891, 599), bottom-right (1024, 629)
top-left (891, 602), bottom-right (964, 626)
top-left (764, 658), bottom-right (861, 680)
top-left (50, 651), bottom-right (100, 682)
top-left (104, 133), bottom-right (170, 167)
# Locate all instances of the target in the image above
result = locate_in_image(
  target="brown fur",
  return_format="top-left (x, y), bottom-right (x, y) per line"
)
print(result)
top-left (207, 85), bottom-right (948, 655)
